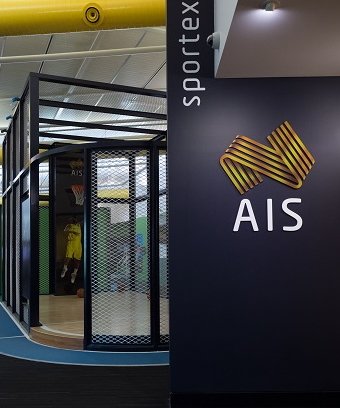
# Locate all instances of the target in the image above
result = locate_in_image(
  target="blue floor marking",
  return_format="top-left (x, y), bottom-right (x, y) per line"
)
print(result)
top-left (0, 306), bottom-right (24, 338)
top-left (0, 303), bottom-right (169, 366)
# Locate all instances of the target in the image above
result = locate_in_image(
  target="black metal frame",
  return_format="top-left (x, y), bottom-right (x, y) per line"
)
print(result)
top-left (1, 73), bottom-right (168, 352)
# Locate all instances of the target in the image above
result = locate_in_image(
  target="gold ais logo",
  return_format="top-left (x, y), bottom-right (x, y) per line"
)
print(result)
top-left (219, 122), bottom-right (315, 232)
top-left (220, 121), bottom-right (315, 195)
top-left (69, 159), bottom-right (84, 176)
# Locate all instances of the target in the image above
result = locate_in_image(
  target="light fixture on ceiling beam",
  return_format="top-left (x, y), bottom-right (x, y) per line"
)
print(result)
top-left (261, 0), bottom-right (280, 11)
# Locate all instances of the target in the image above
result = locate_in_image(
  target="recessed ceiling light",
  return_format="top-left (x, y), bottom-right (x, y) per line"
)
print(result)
top-left (261, 0), bottom-right (280, 11)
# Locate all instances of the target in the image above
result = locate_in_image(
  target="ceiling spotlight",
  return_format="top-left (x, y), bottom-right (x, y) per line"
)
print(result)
top-left (261, 0), bottom-right (280, 11)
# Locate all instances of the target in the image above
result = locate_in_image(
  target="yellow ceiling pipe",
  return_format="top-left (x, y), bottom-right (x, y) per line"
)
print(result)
top-left (0, 0), bottom-right (166, 36)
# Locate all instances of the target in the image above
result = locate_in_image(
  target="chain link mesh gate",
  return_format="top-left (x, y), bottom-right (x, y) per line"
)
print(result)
top-left (159, 150), bottom-right (169, 345)
top-left (86, 146), bottom-right (168, 349)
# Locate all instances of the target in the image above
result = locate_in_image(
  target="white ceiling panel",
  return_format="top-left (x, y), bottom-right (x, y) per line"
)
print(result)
top-left (48, 32), bottom-right (98, 53)
top-left (92, 29), bottom-right (146, 50)
top-left (86, 112), bottom-right (130, 123)
top-left (124, 96), bottom-right (166, 115)
top-left (90, 91), bottom-right (135, 111)
top-left (39, 106), bottom-right (59, 120)
top-left (3, 35), bottom-right (51, 56)
top-left (0, 38), bottom-right (5, 56)
top-left (53, 106), bottom-right (92, 122)
top-left (39, 81), bottom-right (73, 100)
top-left (41, 59), bottom-right (85, 78)
top-left (145, 64), bottom-right (166, 90)
top-left (77, 55), bottom-right (128, 83)
top-left (0, 62), bottom-right (42, 98)
top-left (98, 92), bottom-right (166, 114)
top-left (113, 53), bottom-right (166, 88)
top-left (63, 92), bottom-right (103, 107)
top-left (138, 30), bottom-right (166, 47)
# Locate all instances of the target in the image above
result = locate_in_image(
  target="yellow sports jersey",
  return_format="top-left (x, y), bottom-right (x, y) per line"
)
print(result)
top-left (66, 223), bottom-right (81, 243)
top-left (65, 223), bottom-right (82, 260)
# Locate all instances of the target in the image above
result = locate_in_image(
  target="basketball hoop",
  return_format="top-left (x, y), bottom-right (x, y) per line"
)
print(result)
top-left (71, 184), bottom-right (84, 205)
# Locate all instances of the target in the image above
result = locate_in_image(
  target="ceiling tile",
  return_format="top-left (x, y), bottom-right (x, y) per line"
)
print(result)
top-left (113, 53), bottom-right (166, 88)
top-left (138, 30), bottom-right (166, 47)
top-left (3, 35), bottom-right (51, 56)
top-left (41, 59), bottom-right (85, 78)
top-left (0, 38), bottom-right (5, 56)
top-left (92, 29), bottom-right (146, 50)
top-left (48, 31), bottom-right (98, 53)
top-left (39, 81), bottom-right (73, 100)
top-left (145, 64), bottom-right (166, 90)
top-left (0, 62), bottom-right (42, 98)
top-left (77, 55), bottom-right (128, 83)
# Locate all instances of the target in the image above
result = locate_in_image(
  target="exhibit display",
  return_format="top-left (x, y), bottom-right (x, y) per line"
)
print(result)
top-left (1, 73), bottom-right (169, 351)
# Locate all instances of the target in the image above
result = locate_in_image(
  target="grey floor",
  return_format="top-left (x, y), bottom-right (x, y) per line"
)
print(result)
top-left (1, 353), bottom-right (338, 408)
top-left (0, 354), bottom-right (170, 408)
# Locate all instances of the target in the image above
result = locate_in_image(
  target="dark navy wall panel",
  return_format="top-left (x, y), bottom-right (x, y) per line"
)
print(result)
top-left (168, 0), bottom-right (340, 394)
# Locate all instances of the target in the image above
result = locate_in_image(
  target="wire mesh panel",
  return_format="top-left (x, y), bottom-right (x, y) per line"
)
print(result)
top-left (39, 160), bottom-right (50, 295)
top-left (15, 184), bottom-right (21, 313)
top-left (159, 151), bottom-right (169, 344)
top-left (90, 149), bottom-right (151, 345)
top-left (39, 206), bottom-right (49, 295)
top-left (9, 191), bottom-right (13, 308)
top-left (3, 197), bottom-right (7, 302)
top-left (21, 197), bottom-right (31, 326)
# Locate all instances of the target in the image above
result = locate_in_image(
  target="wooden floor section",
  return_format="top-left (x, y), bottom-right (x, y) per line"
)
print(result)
top-left (30, 295), bottom-right (84, 349)
top-left (31, 293), bottom-right (169, 349)
top-left (39, 294), bottom-right (84, 336)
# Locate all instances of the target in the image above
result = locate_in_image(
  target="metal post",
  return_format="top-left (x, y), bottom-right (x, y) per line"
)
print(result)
top-left (6, 132), bottom-right (11, 306)
top-left (1, 139), bottom-right (6, 303)
top-left (0, 198), bottom-right (3, 302)
top-left (5, 195), bottom-right (10, 305)
top-left (11, 183), bottom-right (16, 313)
top-left (18, 98), bottom-right (25, 322)
top-left (29, 73), bottom-right (40, 327)
top-left (83, 149), bottom-right (92, 348)
top-left (12, 116), bottom-right (19, 314)
top-left (49, 155), bottom-right (56, 295)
